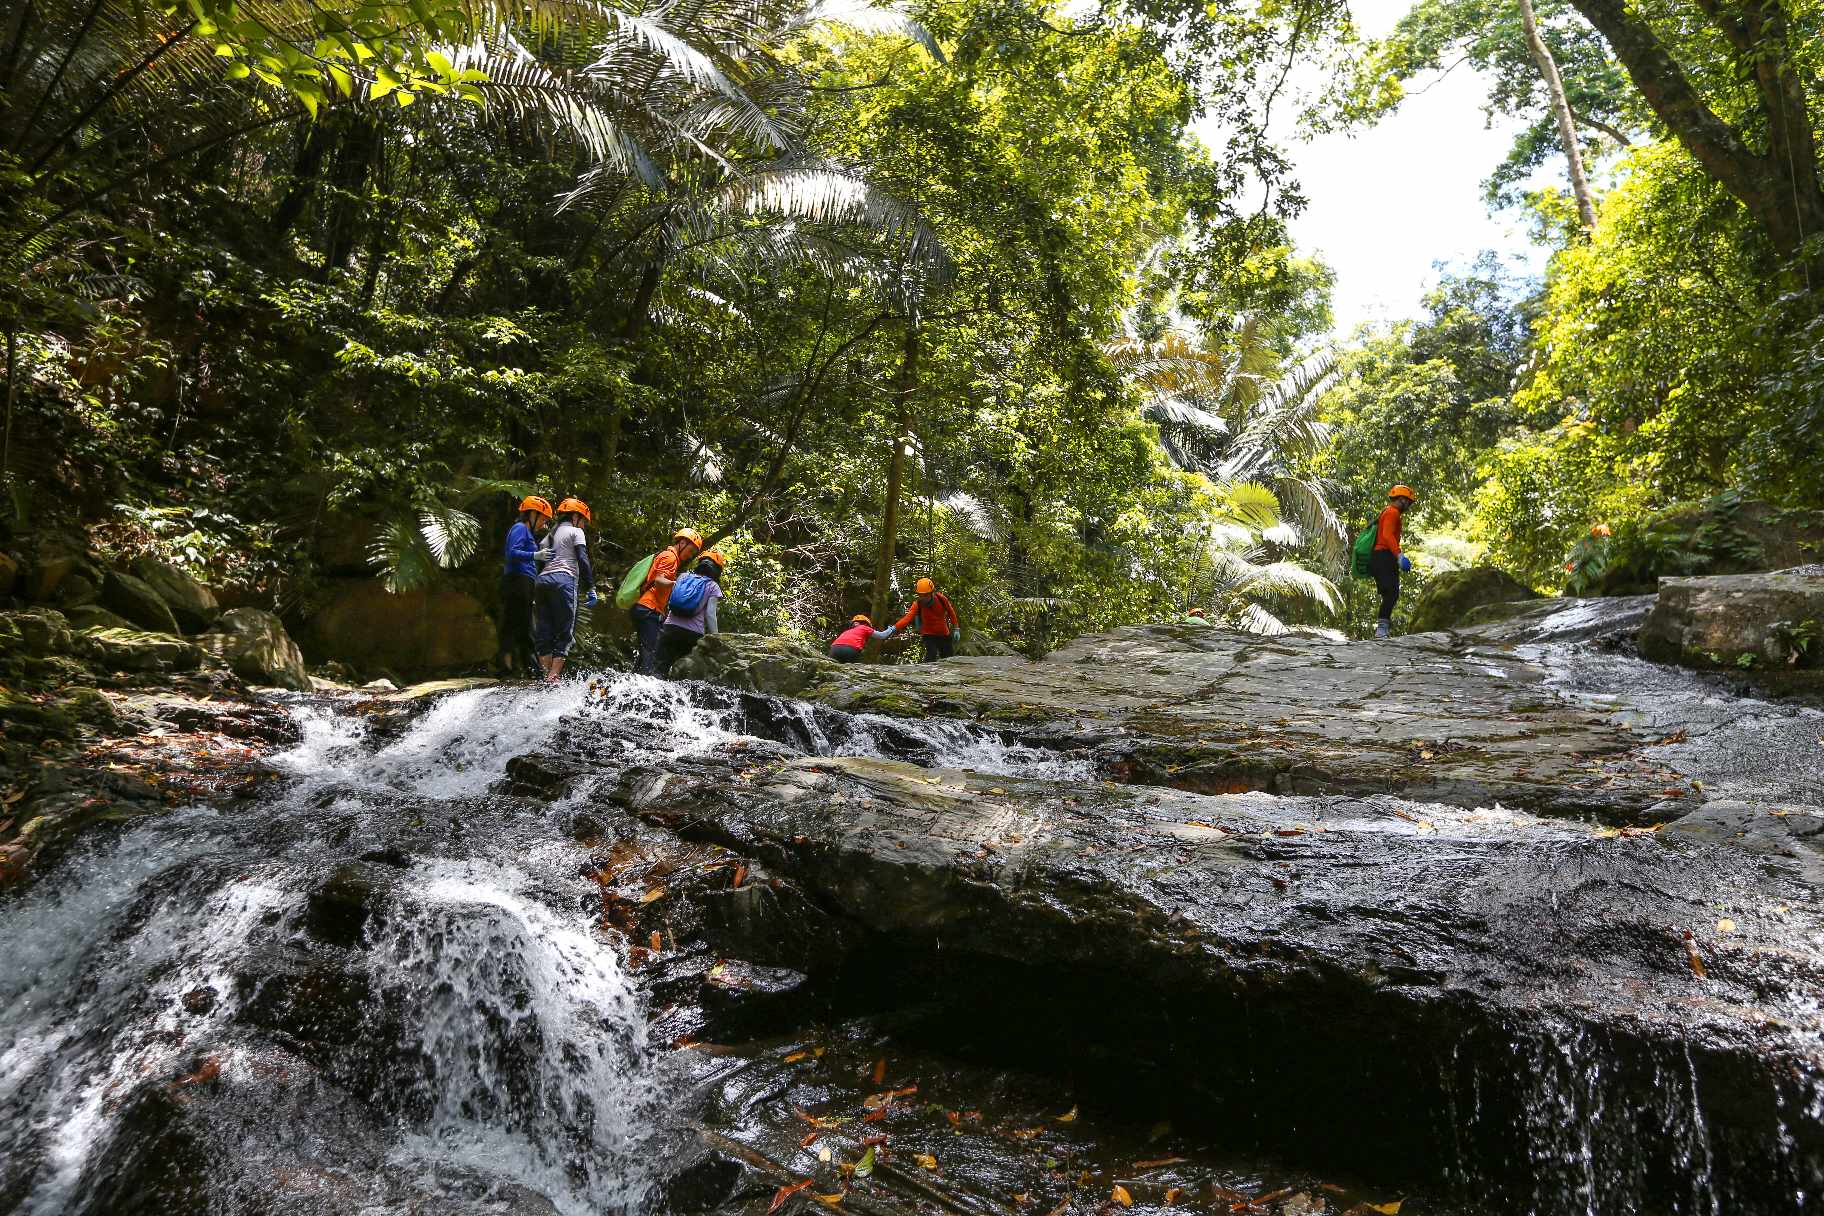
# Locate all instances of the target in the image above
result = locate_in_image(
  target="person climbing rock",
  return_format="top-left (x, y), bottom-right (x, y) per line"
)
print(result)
top-left (657, 550), bottom-right (726, 678)
top-left (1182, 607), bottom-right (1211, 627)
top-left (533, 498), bottom-right (596, 682)
top-left (829, 614), bottom-right (896, 663)
top-left (892, 577), bottom-right (961, 662)
top-left (1370, 485), bottom-right (1416, 639)
top-left (631, 527), bottom-right (703, 676)
top-left (498, 496), bottom-right (552, 679)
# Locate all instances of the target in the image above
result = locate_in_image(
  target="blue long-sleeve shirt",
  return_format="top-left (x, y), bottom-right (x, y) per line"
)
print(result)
top-left (503, 521), bottom-right (539, 578)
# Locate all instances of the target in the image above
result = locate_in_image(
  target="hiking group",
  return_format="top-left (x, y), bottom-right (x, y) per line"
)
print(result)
top-left (498, 482), bottom-right (1417, 683)
top-left (496, 496), bottom-right (962, 684)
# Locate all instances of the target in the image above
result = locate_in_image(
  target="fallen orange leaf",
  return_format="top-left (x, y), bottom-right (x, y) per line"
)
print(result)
top-left (871, 1057), bottom-right (886, 1085)
top-left (768, 1178), bottom-right (812, 1213)
top-left (1111, 1183), bottom-right (1134, 1207)
top-left (731, 864), bottom-right (747, 889)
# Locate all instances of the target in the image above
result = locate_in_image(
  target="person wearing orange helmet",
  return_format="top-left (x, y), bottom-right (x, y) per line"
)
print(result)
top-left (828, 613), bottom-right (897, 663)
top-left (533, 497), bottom-right (597, 682)
top-left (497, 495), bottom-right (553, 679)
top-left (1371, 484), bottom-right (1417, 639)
top-left (631, 526), bottom-right (702, 676)
top-left (656, 549), bottom-right (727, 677)
top-left (892, 576), bottom-right (960, 662)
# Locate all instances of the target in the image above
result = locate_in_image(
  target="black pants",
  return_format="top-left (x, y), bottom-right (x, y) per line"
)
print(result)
top-left (1369, 548), bottom-right (1400, 620)
top-left (920, 633), bottom-right (955, 662)
top-left (631, 604), bottom-right (665, 675)
top-left (498, 573), bottom-right (538, 677)
top-left (829, 644), bottom-right (863, 663)
top-left (657, 624), bottom-right (703, 677)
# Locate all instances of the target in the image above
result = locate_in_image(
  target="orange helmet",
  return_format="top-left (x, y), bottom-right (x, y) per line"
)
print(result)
top-left (673, 527), bottom-right (704, 549)
top-left (1388, 484), bottom-right (1417, 502)
top-left (518, 495), bottom-right (553, 520)
top-left (914, 577), bottom-right (935, 595)
top-left (556, 497), bottom-right (591, 522)
top-left (850, 613), bottom-right (873, 627)
top-left (699, 548), bottom-right (727, 572)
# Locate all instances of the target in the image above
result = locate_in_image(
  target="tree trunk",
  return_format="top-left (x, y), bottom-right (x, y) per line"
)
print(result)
top-left (1567, 0), bottom-right (1824, 279)
top-left (320, 116), bottom-right (378, 276)
top-left (269, 120), bottom-right (335, 242)
top-left (1519, 0), bottom-right (1597, 231)
top-left (868, 323), bottom-right (920, 627)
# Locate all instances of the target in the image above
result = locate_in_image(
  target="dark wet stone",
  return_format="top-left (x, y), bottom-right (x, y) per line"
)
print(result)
top-left (181, 986), bottom-right (217, 1015)
top-left (102, 569), bottom-right (181, 635)
top-left (1639, 571), bottom-right (1824, 681)
top-left (610, 751), bottom-right (1824, 1212)
top-left (303, 861), bottom-right (396, 947)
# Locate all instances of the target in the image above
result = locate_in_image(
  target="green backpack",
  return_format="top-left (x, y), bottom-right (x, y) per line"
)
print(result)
top-left (1350, 522), bottom-right (1377, 579)
top-left (614, 552), bottom-right (659, 610)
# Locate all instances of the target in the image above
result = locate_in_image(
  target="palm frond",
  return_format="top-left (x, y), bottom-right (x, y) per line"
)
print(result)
top-left (419, 506), bottom-right (482, 567)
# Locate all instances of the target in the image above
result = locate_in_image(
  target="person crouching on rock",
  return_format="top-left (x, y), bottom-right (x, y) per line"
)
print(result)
top-left (534, 498), bottom-right (597, 683)
top-left (632, 527), bottom-right (702, 676)
top-left (498, 495), bottom-right (552, 679)
top-left (658, 549), bottom-right (726, 678)
top-left (892, 577), bottom-right (961, 662)
top-left (1370, 485), bottom-right (1416, 639)
top-left (829, 614), bottom-right (896, 663)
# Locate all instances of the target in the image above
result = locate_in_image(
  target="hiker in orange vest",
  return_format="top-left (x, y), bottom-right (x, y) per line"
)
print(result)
top-left (632, 527), bottom-right (702, 675)
top-left (892, 577), bottom-right (960, 662)
top-left (1371, 485), bottom-right (1416, 639)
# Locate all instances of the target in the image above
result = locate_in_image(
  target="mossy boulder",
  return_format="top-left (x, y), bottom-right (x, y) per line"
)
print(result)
top-left (1405, 566), bottom-right (1541, 634)
top-left (102, 568), bottom-right (181, 635)
top-left (81, 626), bottom-right (203, 672)
top-left (200, 608), bottom-right (310, 690)
top-left (131, 556), bottom-right (220, 633)
top-left (2, 607), bottom-right (75, 656)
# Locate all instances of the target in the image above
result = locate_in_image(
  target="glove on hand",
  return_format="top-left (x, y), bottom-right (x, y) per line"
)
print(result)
top-left (1399, 555), bottom-right (1412, 573)
top-left (951, 629), bottom-right (961, 643)
top-left (585, 589), bottom-right (599, 606)
top-left (883, 625), bottom-right (897, 637)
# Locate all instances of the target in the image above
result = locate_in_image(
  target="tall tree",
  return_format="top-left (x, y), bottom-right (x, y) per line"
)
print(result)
top-left (1518, 0), bottom-right (1597, 229)
top-left (1564, 0), bottom-right (1824, 276)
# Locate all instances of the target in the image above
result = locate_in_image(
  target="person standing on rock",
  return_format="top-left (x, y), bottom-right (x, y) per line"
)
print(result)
top-left (892, 577), bottom-right (961, 661)
top-left (631, 527), bottom-right (703, 676)
top-left (1370, 485), bottom-right (1416, 639)
top-left (534, 498), bottom-right (597, 683)
top-left (657, 550), bottom-right (726, 678)
top-left (498, 496), bottom-right (553, 679)
top-left (829, 613), bottom-right (897, 662)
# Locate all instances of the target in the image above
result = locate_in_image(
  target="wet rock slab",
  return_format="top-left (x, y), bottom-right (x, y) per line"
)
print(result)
top-left (611, 752), bottom-right (1824, 1212)
top-left (686, 625), bottom-right (1685, 820)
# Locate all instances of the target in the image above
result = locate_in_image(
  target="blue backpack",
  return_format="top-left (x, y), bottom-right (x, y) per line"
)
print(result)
top-left (668, 571), bottom-right (710, 616)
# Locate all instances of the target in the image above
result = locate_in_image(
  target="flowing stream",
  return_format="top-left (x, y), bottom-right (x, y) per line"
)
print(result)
top-left (0, 674), bottom-right (1087, 1215)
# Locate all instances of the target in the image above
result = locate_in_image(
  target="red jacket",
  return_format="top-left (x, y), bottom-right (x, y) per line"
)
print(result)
top-left (1373, 505), bottom-right (1403, 556)
top-left (893, 592), bottom-right (958, 637)
top-left (832, 622), bottom-right (876, 650)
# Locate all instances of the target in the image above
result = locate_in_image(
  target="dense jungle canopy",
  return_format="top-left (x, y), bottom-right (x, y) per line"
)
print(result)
top-left (3, 0), bottom-right (1822, 659)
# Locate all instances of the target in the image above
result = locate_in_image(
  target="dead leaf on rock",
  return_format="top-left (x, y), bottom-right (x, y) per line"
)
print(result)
top-left (731, 864), bottom-right (747, 889)
top-left (1683, 931), bottom-right (1707, 979)
top-left (871, 1056), bottom-right (886, 1085)
top-left (1053, 1105), bottom-right (1077, 1123)
top-left (914, 1153), bottom-right (938, 1171)
top-left (1716, 918), bottom-right (1736, 933)
top-left (640, 888), bottom-right (665, 904)
top-left (648, 931), bottom-right (662, 952)
top-left (178, 1057), bottom-right (221, 1086)
top-left (768, 1178), bottom-right (813, 1213)
top-left (1111, 1183), bottom-right (1134, 1207)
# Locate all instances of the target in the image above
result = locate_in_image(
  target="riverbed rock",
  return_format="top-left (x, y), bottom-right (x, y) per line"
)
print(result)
top-left (199, 608), bottom-right (310, 691)
top-left (682, 625), bottom-right (1683, 820)
top-left (130, 556), bottom-right (220, 633)
top-left (610, 751), bottom-right (1824, 1212)
top-left (1638, 571), bottom-right (1824, 675)
top-left (305, 579), bottom-right (496, 675)
top-left (1405, 565), bottom-right (1540, 634)
top-left (102, 568), bottom-right (181, 635)
top-left (672, 632), bottom-right (835, 696)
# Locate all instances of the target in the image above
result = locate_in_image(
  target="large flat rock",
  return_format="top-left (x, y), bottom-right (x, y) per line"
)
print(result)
top-left (609, 750), bottom-right (1824, 1212)
top-left (688, 624), bottom-right (1687, 820)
